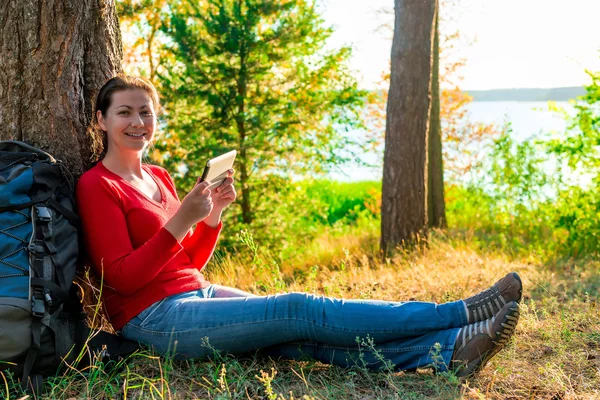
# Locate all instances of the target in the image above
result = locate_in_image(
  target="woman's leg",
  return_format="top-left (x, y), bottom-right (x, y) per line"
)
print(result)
top-left (204, 284), bottom-right (459, 371)
top-left (260, 329), bottom-right (459, 372)
top-left (121, 289), bottom-right (468, 368)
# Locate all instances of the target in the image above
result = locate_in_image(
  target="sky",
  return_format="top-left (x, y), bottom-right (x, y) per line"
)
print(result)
top-left (319, 0), bottom-right (600, 91)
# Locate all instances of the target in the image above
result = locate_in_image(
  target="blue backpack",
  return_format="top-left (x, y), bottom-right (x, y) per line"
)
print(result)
top-left (0, 141), bottom-right (139, 393)
top-left (0, 140), bottom-right (87, 390)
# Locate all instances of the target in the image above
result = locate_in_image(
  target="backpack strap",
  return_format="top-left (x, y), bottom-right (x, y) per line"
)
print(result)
top-left (20, 291), bottom-right (44, 391)
top-left (47, 197), bottom-right (80, 229)
top-left (30, 278), bottom-right (69, 305)
top-left (22, 373), bottom-right (43, 394)
top-left (19, 204), bottom-right (57, 390)
top-left (32, 204), bottom-right (67, 291)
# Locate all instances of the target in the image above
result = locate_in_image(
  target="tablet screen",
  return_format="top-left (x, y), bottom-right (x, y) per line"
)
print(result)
top-left (201, 150), bottom-right (237, 190)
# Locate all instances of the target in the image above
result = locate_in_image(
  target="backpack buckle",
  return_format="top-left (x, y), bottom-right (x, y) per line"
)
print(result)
top-left (28, 243), bottom-right (45, 254)
top-left (31, 298), bottom-right (45, 318)
top-left (34, 205), bottom-right (52, 222)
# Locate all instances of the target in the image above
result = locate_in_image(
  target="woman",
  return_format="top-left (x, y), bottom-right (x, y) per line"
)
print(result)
top-left (76, 75), bottom-right (522, 377)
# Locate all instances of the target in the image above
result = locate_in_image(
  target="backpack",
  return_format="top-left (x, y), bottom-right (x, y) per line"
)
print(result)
top-left (0, 141), bottom-right (138, 393)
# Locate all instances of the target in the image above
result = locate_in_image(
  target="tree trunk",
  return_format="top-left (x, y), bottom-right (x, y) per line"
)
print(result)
top-left (381, 0), bottom-right (436, 255)
top-left (0, 0), bottom-right (122, 177)
top-left (238, 152), bottom-right (252, 224)
top-left (236, 51), bottom-right (253, 224)
top-left (427, 5), bottom-right (446, 229)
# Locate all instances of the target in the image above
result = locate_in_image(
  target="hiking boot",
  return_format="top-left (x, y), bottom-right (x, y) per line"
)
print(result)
top-left (463, 271), bottom-right (522, 323)
top-left (451, 301), bottom-right (520, 378)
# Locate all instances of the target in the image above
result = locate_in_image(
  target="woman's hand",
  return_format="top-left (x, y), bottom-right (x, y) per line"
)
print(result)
top-left (165, 180), bottom-right (213, 241)
top-left (179, 180), bottom-right (214, 225)
top-left (211, 169), bottom-right (236, 211)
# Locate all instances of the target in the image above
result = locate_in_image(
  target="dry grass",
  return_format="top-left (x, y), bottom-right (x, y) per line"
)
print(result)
top-left (9, 224), bottom-right (600, 399)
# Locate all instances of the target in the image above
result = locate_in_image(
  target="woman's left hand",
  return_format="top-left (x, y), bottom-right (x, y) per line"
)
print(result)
top-left (211, 169), bottom-right (236, 211)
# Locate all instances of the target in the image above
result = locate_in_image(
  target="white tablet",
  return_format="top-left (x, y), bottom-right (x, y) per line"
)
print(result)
top-left (200, 150), bottom-right (237, 191)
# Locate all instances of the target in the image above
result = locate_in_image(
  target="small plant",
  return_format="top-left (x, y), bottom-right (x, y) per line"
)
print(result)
top-left (428, 342), bottom-right (446, 373)
top-left (427, 342), bottom-right (461, 385)
top-left (216, 363), bottom-right (231, 397)
top-left (238, 229), bottom-right (286, 293)
top-left (357, 335), bottom-right (396, 374)
top-left (344, 335), bottom-right (396, 374)
top-left (256, 368), bottom-right (279, 400)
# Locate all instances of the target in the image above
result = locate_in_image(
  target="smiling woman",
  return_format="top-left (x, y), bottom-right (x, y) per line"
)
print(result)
top-left (76, 75), bottom-right (522, 379)
top-left (94, 76), bottom-right (159, 157)
top-left (90, 76), bottom-right (163, 202)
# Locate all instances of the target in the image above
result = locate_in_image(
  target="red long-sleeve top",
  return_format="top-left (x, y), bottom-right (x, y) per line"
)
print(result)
top-left (75, 161), bottom-right (221, 330)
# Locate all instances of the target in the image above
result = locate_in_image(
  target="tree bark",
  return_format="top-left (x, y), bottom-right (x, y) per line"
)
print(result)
top-left (0, 0), bottom-right (122, 177)
top-left (381, 0), bottom-right (436, 255)
top-left (427, 4), bottom-right (446, 229)
top-left (237, 50), bottom-right (253, 224)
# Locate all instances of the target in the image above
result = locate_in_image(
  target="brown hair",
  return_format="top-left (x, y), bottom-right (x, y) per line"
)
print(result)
top-left (92, 75), bottom-right (160, 161)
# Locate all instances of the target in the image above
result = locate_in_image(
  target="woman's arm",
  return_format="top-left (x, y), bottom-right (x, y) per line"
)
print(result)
top-left (181, 219), bottom-right (222, 270)
top-left (164, 210), bottom-right (196, 242)
top-left (203, 208), bottom-right (222, 228)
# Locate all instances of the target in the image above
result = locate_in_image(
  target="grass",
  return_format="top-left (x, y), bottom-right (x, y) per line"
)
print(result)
top-left (4, 219), bottom-right (600, 399)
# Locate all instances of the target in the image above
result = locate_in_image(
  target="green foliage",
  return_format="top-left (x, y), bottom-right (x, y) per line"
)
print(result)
top-left (445, 183), bottom-right (558, 258)
top-left (218, 179), bottom-right (380, 258)
top-left (445, 71), bottom-right (600, 259)
top-left (238, 229), bottom-right (285, 292)
top-left (117, 0), bottom-right (155, 19)
top-left (300, 180), bottom-right (381, 225)
top-left (551, 181), bottom-right (600, 257)
top-left (487, 126), bottom-right (549, 206)
top-left (546, 71), bottom-right (600, 173)
top-left (152, 0), bottom-right (369, 227)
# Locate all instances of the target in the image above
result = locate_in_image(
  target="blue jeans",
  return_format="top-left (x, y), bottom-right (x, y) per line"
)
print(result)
top-left (120, 284), bottom-right (467, 372)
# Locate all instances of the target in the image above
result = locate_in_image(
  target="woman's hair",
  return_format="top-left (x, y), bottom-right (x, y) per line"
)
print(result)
top-left (92, 75), bottom-right (160, 161)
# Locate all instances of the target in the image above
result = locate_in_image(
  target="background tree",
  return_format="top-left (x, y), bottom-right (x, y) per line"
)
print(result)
top-left (0, 0), bottom-right (122, 176)
top-left (117, 0), bottom-right (171, 85)
top-left (428, 9), bottom-right (446, 228)
top-left (153, 0), bottom-right (367, 226)
top-left (372, 0), bottom-right (499, 232)
top-left (381, 0), bottom-right (437, 254)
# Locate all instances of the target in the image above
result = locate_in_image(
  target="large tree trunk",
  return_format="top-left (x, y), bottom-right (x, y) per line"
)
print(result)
top-left (381, 0), bottom-right (436, 255)
top-left (427, 5), bottom-right (446, 229)
top-left (0, 0), bottom-right (122, 177)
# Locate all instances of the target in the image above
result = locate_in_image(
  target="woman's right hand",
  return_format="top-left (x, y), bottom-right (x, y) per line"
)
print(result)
top-left (179, 180), bottom-right (214, 225)
top-left (165, 180), bottom-right (214, 242)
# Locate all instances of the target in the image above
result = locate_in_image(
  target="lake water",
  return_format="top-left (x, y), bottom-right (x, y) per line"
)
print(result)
top-left (329, 101), bottom-right (573, 182)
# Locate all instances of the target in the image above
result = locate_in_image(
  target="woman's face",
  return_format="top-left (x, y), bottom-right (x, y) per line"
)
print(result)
top-left (97, 88), bottom-right (156, 155)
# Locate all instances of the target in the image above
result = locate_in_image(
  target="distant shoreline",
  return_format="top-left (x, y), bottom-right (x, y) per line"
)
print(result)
top-left (464, 86), bottom-right (585, 102)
